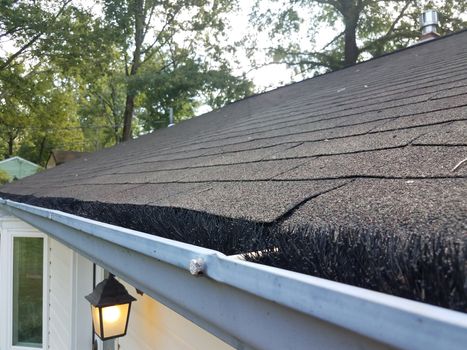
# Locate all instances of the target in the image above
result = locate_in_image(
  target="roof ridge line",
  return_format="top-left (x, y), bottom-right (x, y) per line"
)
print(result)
top-left (197, 29), bottom-right (467, 117)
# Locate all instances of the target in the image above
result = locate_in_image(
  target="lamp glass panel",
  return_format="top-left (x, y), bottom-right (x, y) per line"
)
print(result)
top-left (101, 304), bottom-right (130, 339)
top-left (12, 237), bottom-right (43, 348)
top-left (91, 305), bottom-right (102, 338)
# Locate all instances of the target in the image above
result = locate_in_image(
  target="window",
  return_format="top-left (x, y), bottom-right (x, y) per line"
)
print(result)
top-left (0, 217), bottom-right (47, 350)
top-left (12, 237), bottom-right (44, 348)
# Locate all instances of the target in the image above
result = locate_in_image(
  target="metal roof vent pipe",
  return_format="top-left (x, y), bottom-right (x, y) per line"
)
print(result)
top-left (168, 107), bottom-right (175, 127)
top-left (419, 9), bottom-right (440, 42)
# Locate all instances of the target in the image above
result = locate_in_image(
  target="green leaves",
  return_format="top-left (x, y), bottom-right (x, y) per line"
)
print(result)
top-left (0, 169), bottom-right (11, 184)
top-left (0, 0), bottom-right (253, 155)
top-left (135, 52), bottom-right (253, 132)
top-left (0, 62), bottom-right (85, 164)
top-left (99, 0), bottom-right (252, 140)
top-left (250, 0), bottom-right (467, 77)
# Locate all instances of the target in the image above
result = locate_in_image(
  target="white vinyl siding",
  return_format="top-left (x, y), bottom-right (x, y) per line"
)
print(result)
top-left (47, 238), bottom-right (73, 350)
top-left (71, 253), bottom-right (94, 350)
top-left (117, 280), bottom-right (234, 350)
top-left (48, 238), bottom-right (96, 350)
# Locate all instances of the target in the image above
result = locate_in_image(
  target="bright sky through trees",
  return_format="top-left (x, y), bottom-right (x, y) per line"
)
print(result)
top-left (229, 0), bottom-right (339, 90)
top-left (71, 0), bottom-right (338, 91)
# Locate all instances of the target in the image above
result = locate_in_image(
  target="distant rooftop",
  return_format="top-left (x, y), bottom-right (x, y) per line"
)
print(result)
top-left (0, 156), bottom-right (41, 180)
top-left (46, 150), bottom-right (90, 169)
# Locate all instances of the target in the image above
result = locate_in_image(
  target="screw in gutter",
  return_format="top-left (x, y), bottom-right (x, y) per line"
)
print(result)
top-left (189, 258), bottom-right (205, 276)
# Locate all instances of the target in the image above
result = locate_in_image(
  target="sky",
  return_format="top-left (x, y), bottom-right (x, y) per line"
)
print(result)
top-left (231, 0), bottom-right (338, 91)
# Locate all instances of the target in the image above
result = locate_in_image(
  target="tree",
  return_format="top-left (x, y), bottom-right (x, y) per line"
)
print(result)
top-left (0, 170), bottom-right (11, 185)
top-left (0, 0), bottom-right (75, 71)
top-left (0, 0), bottom-right (121, 159)
top-left (16, 80), bottom-right (85, 166)
top-left (250, 0), bottom-right (467, 75)
top-left (0, 65), bottom-right (85, 165)
top-left (79, 72), bottom-right (127, 147)
top-left (1, 0), bottom-right (253, 158)
top-left (75, 43), bottom-right (252, 144)
top-left (134, 49), bottom-right (253, 132)
top-left (102, 0), bottom-right (251, 141)
top-left (0, 65), bottom-right (30, 158)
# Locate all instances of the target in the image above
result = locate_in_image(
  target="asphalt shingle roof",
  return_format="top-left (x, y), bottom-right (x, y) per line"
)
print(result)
top-left (2, 31), bottom-right (466, 238)
top-left (2, 31), bottom-right (467, 311)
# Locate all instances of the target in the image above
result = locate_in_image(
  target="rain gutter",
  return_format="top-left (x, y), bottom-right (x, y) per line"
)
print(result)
top-left (1, 198), bottom-right (466, 350)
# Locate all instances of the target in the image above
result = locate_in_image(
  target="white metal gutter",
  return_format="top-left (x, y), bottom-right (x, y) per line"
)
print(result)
top-left (1, 198), bottom-right (466, 350)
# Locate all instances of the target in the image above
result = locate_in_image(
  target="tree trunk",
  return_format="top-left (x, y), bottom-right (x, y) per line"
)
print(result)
top-left (110, 85), bottom-right (121, 144)
top-left (343, 24), bottom-right (359, 66)
top-left (37, 136), bottom-right (47, 166)
top-left (114, 120), bottom-right (120, 145)
top-left (122, 94), bottom-right (135, 141)
top-left (121, 0), bottom-right (145, 142)
top-left (340, 0), bottom-right (360, 67)
top-left (7, 133), bottom-right (14, 157)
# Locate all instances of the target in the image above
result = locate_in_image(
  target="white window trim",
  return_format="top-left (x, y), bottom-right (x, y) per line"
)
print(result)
top-left (71, 252), bottom-right (102, 350)
top-left (0, 216), bottom-right (49, 350)
top-left (94, 266), bottom-right (106, 350)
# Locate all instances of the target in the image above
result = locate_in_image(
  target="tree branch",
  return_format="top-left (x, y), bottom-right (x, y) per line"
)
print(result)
top-left (245, 55), bottom-right (333, 76)
top-left (0, 26), bottom-right (21, 39)
top-left (141, 7), bottom-right (181, 58)
top-left (359, 0), bottom-right (414, 53)
top-left (142, 1), bottom-right (157, 40)
top-left (0, 33), bottom-right (41, 71)
top-left (0, 0), bottom-right (73, 71)
top-left (321, 30), bottom-right (344, 50)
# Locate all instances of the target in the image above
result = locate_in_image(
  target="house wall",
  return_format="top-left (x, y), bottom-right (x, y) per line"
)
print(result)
top-left (0, 211), bottom-right (234, 350)
top-left (0, 210), bottom-right (92, 350)
top-left (46, 157), bottom-right (57, 169)
top-left (71, 252), bottom-right (95, 350)
top-left (117, 280), bottom-right (234, 350)
top-left (48, 237), bottom-right (74, 349)
top-left (47, 238), bottom-right (97, 350)
top-left (48, 238), bottom-right (97, 350)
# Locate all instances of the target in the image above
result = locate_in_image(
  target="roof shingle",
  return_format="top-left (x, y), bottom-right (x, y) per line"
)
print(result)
top-left (1, 31), bottom-right (466, 239)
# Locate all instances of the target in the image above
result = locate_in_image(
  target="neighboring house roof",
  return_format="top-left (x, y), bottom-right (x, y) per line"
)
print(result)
top-left (1, 31), bottom-right (466, 310)
top-left (0, 156), bottom-right (41, 180)
top-left (46, 150), bottom-right (90, 169)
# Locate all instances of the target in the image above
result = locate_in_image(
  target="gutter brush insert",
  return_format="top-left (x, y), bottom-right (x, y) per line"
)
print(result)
top-left (1, 193), bottom-right (465, 313)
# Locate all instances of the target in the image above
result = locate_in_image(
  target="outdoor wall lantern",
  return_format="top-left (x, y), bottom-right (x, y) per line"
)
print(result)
top-left (85, 274), bottom-right (136, 341)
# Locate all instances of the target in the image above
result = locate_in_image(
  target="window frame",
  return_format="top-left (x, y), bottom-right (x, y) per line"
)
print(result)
top-left (0, 217), bottom-right (49, 350)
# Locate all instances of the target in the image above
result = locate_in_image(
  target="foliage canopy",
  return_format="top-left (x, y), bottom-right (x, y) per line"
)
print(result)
top-left (250, 0), bottom-right (467, 75)
top-left (0, 0), bottom-right (253, 161)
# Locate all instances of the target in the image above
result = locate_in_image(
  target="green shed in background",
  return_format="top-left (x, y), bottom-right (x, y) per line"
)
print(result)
top-left (0, 156), bottom-right (41, 181)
